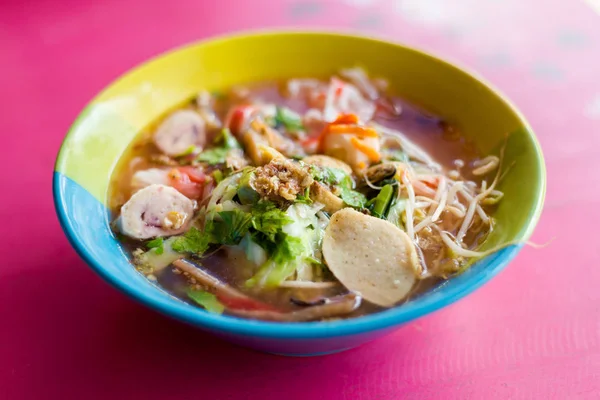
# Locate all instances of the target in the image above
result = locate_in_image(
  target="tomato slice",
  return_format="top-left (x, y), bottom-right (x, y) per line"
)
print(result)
top-left (225, 105), bottom-right (255, 136)
top-left (168, 167), bottom-right (205, 199)
top-left (217, 294), bottom-right (277, 312)
top-left (178, 166), bottom-right (206, 184)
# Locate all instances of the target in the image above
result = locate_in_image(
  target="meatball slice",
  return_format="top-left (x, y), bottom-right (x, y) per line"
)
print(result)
top-left (153, 110), bottom-right (206, 156)
top-left (119, 184), bottom-right (194, 239)
top-left (322, 208), bottom-right (419, 307)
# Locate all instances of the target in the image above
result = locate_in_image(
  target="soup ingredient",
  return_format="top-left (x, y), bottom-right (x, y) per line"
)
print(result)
top-left (370, 184), bottom-right (396, 218)
top-left (111, 67), bottom-right (507, 321)
top-left (228, 292), bottom-right (362, 322)
top-left (241, 127), bottom-right (286, 165)
top-left (251, 159), bottom-right (314, 203)
top-left (322, 208), bottom-right (419, 307)
top-left (131, 168), bottom-right (170, 192)
top-left (167, 167), bottom-right (207, 199)
top-left (309, 182), bottom-right (344, 213)
top-left (119, 184), bottom-right (194, 239)
top-left (320, 115), bottom-right (381, 173)
top-left (363, 163), bottom-right (397, 187)
top-left (322, 78), bottom-right (376, 122)
top-left (274, 106), bottom-right (304, 133)
top-left (196, 128), bottom-right (241, 165)
top-left (133, 237), bottom-right (183, 272)
top-left (187, 290), bottom-right (225, 314)
top-left (302, 155), bottom-right (353, 175)
top-left (174, 259), bottom-right (276, 311)
top-left (154, 110), bottom-right (206, 156)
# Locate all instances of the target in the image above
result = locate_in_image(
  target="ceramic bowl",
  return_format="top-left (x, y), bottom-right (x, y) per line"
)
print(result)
top-left (54, 31), bottom-right (545, 356)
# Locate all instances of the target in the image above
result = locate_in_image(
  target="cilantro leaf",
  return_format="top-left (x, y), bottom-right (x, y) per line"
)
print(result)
top-left (187, 289), bottom-right (225, 314)
top-left (212, 209), bottom-right (253, 245)
top-left (245, 232), bottom-right (306, 288)
top-left (250, 201), bottom-right (293, 242)
top-left (340, 188), bottom-right (367, 208)
top-left (272, 233), bottom-right (304, 264)
top-left (146, 237), bottom-right (164, 255)
top-left (339, 175), bottom-right (367, 208)
top-left (196, 147), bottom-right (228, 165)
top-left (171, 227), bottom-right (211, 255)
top-left (295, 186), bottom-right (313, 205)
top-left (195, 128), bottom-right (241, 165)
top-left (217, 128), bottom-right (241, 150)
top-left (275, 106), bottom-right (304, 132)
top-left (309, 165), bottom-right (348, 187)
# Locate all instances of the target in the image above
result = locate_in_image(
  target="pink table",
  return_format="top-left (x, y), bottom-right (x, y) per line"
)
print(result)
top-left (3, 0), bottom-right (599, 398)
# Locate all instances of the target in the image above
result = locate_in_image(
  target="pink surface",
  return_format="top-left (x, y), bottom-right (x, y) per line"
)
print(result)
top-left (2, 0), bottom-right (599, 398)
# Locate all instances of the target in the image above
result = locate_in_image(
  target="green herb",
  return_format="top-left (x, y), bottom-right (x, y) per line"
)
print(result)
top-left (245, 232), bottom-right (306, 288)
top-left (295, 186), bottom-right (313, 205)
top-left (272, 234), bottom-right (304, 264)
top-left (196, 128), bottom-right (240, 165)
top-left (340, 189), bottom-right (367, 208)
top-left (212, 170), bottom-right (224, 184)
top-left (187, 289), bottom-right (225, 314)
top-left (309, 166), bottom-right (348, 187)
top-left (371, 184), bottom-right (395, 219)
top-left (171, 227), bottom-right (211, 255)
top-left (217, 128), bottom-right (241, 149)
top-left (196, 147), bottom-right (228, 165)
top-left (176, 145), bottom-right (199, 158)
top-left (305, 256), bottom-right (322, 265)
top-left (213, 209), bottom-right (253, 245)
top-left (251, 201), bottom-right (293, 242)
top-left (274, 106), bottom-right (304, 132)
top-left (146, 237), bottom-right (164, 255)
top-left (339, 176), bottom-right (367, 208)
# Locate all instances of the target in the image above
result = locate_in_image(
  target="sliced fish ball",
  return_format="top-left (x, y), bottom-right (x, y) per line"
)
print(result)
top-left (119, 184), bottom-right (194, 239)
top-left (322, 208), bottom-right (419, 307)
top-left (154, 110), bottom-right (206, 156)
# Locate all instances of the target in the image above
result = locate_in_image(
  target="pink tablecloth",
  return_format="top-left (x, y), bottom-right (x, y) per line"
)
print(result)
top-left (2, 0), bottom-right (599, 398)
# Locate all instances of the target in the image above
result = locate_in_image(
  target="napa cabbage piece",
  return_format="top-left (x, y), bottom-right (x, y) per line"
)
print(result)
top-left (245, 203), bottom-right (326, 288)
top-left (133, 237), bottom-right (183, 272)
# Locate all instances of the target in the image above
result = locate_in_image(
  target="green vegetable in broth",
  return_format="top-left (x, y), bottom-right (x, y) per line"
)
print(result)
top-left (171, 227), bottom-right (211, 255)
top-left (146, 237), bottom-right (165, 255)
top-left (187, 289), bottom-right (225, 314)
top-left (250, 201), bottom-right (293, 242)
top-left (275, 106), bottom-right (304, 132)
